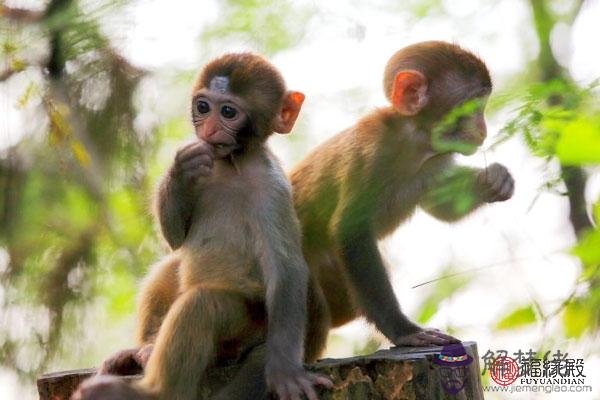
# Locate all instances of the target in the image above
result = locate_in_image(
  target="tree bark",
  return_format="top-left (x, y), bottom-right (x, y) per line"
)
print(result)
top-left (38, 342), bottom-right (484, 400)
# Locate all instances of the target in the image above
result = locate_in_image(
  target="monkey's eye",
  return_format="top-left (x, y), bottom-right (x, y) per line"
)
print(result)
top-left (221, 105), bottom-right (238, 119)
top-left (196, 100), bottom-right (210, 114)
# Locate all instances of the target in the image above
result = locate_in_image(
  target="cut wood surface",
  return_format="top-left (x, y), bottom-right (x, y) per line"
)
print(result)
top-left (38, 341), bottom-right (483, 400)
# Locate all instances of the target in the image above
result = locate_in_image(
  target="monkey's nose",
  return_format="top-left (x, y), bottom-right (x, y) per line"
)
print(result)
top-left (200, 125), bottom-right (221, 141)
top-left (476, 120), bottom-right (487, 140)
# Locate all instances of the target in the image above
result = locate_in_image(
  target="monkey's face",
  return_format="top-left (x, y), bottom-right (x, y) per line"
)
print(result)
top-left (431, 96), bottom-right (488, 156)
top-left (192, 77), bottom-right (251, 158)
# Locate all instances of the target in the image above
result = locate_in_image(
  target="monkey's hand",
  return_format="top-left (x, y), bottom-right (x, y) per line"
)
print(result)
top-left (172, 140), bottom-right (215, 184)
top-left (98, 344), bottom-right (153, 376)
top-left (266, 363), bottom-right (333, 400)
top-left (394, 328), bottom-right (460, 347)
top-left (476, 163), bottom-right (514, 203)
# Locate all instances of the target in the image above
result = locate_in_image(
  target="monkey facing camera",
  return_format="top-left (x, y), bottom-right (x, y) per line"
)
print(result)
top-left (74, 53), bottom-right (332, 400)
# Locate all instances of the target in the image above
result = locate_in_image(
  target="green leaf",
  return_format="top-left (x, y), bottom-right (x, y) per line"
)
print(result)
top-left (495, 305), bottom-right (537, 330)
top-left (417, 301), bottom-right (438, 324)
top-left (572, 228), bottom-right (600, 268)
top-left (556, 117), bottom-right (600, 165)
top-left (563, 300), bottom-right (592, 338)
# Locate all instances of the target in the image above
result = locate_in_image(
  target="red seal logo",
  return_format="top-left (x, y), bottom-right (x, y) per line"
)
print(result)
top-left (490, 356), bottom-right (519, 386)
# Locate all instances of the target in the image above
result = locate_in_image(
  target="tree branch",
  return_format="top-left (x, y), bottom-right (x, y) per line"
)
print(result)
top-left (0, 5), bottom-right (45, 23)
top-left (562, 166), bottom-right (593, 236)
top-left (529, 0), bottom-right (562, 81)
top-left (528, 0), bottom-right (593, 238)
top-left (0, 67), bottom-right (19, 82)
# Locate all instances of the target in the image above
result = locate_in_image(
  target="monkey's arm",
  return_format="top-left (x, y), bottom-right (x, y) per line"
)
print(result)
top-left (420, 163), bottom-right (514, 222)
top-left (334, 208), bottom-right (457, 346)
top-left (155, 141), bottom-right (214, 249)
top-left (155, 170), bottom-right (194, 249)
top-left (334, 207), bottom-right (421, 342)
top-left (259, 183), bottom-right (331, 397)
top-left (260, 197), bottom-right (308, 370)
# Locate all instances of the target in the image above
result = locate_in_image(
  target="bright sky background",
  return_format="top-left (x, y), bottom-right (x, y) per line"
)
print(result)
top-left (1, 0), bottom-right (600, 399)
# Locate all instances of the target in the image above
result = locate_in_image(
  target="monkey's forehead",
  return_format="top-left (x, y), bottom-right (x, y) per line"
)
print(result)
top-left (209, 76), bottom-right (229, 94)
top-left (434, 70), bottom-right (491, 103)
top-left (197, 55), bottom-right (287, 99)
top-left (197, 74), bottom-right (264, 100)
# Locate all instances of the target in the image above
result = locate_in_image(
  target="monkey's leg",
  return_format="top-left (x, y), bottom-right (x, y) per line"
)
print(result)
top-left (72, 375), bottom-right (153, 400)
top-left (315, 253), bottom-right (357, 327)
top-left (136, 255), bottom-right (181, 344)
top-left (210, 343), bottom-right (268, 400)
top-left (98, 257), bottom-right (180, 376)
top-left (140, 288), bottom-right (252, 400)
top-left (304, 278), bottom-right (331, 363)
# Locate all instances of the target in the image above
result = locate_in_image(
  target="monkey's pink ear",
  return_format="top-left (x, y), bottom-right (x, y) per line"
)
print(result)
top-left (391, 70), bottom-right (428, 116)
top-left (273, 91), bottom-right (305, 134)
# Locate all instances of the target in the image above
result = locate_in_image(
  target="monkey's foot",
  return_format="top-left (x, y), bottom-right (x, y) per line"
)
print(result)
top-left (71, 375), bottom-right (151, 400)
top-left (394, 329), bottom-right (459, 347)
top-left (268, 368), bottom-right (333, 400)
top-left (98, 344), bottom-right (153, 376)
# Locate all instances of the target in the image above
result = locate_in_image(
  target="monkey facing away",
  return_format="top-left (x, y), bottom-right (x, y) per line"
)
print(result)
top-left (74, 53), bottom-right (331, 400)
top-left (294, 41), bottom-right (515, 358)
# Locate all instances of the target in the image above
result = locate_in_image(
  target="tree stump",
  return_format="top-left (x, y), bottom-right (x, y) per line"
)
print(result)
top-left (37, 341), bottom-right (483, 400)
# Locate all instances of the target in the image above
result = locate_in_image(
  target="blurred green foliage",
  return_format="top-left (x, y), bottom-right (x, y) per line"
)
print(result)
top-left (202, 0), bottom-right (314, 55)
top-left (416, 267), bottom-right (472, 325)
top-left (491, 78), bottom-right (600, 335)
top-left (1, 0), bottom-right (315, 383)
top-left (1, 0), bottom-right (599, 395)
top-left (563, 298), bottom-right (594, 338)
top-left (496, 80), bottom-right (600, 163)
top-left (495, 305), bottom-right (537, 330)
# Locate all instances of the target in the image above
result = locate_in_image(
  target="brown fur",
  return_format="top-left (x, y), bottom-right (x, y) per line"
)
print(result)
top-left (383, 41), bottom-right (492, 116)
top-left (196, 52), bottom-right (286, 138)
top-left (293, 41), bottom-right (513, 354)
top-left (79, 53), bottom-right (330, 400)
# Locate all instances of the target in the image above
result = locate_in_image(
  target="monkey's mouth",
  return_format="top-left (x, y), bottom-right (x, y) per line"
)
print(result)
top-left (454, 136), bottom-right (481, 155)
top-left (212, 143), bottom-right (240, 158)
top-left (432, 132), bottom-right (481, 155)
